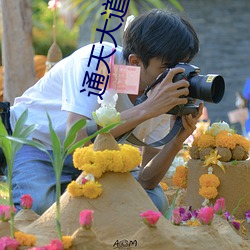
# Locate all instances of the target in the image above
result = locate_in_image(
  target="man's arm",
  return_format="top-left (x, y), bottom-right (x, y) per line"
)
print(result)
top-left (66, 67), bottom-right (192, 142)
top-left (138, 103), bottom-right (203, 189)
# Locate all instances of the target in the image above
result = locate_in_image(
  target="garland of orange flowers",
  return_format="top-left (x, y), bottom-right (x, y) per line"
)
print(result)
top-left (199, 167), bottom-right (220, 206)
top-left (193, 130), bottom-right (250, 151)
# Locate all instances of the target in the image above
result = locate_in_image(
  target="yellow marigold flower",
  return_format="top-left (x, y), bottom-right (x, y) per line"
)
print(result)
top-left (185, 218), bottom-right (201, 226)
top-left (73, 144), bottom-right (142, 176)
top-left (119, 144), bottom-right (142, 172)
top-left (73, 146), bottom-right (94, 168)
top-left (197, 134), bottom-right (215, 149)
top-left (215, 131), bottom-right (237, 149)
top-left (82, 163), bottom-right (105, 179)
top-left (67, 181), bottom-right (84, 197)
top-left (199, 174), bottom-right (220, 188)
top-left (199, 186), bottom-right (218, 199)
top-left (14, 231), bottom-right (36, 247)
top-left (160, 182), bottom-right (168, 191)
top-left (62, 235), bottom-right (73, 249)
top-left (82, 180), bottom-right (102, 199)
top-left (172, 166), bottom-right (188, 188)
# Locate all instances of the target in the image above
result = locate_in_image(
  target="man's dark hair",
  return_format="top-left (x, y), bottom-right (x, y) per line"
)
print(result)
top-left (122, 9), bottom-right (199, 68)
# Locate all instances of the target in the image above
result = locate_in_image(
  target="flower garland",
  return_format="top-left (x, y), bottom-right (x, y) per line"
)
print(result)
top-left (199, 167), bottom-right (220, 206)
top-left (172, 165), bottom-right (188, 189)
top-left (68, 138), bottom-right (141, 199)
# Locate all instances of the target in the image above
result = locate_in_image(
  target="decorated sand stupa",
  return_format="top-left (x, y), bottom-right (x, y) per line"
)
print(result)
top-left (1, 94), bottom-right (250, 249)
top-left (187, 121), bottom-right (250, 219)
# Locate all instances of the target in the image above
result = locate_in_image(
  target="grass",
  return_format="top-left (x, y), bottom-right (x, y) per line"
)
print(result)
top-left (0, 180), bottom-right (9, 205)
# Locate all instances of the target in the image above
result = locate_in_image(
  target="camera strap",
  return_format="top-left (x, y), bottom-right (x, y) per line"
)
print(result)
top-left (116, 116), bottom-right (183, 147)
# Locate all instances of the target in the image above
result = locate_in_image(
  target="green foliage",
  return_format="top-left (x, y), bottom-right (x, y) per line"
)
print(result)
top-left (32, 1), bottom-right (79, 57)
top-left (0, 181), bottom-right (9, 205)
top-left (7, 111), bottom-right (120, 240)
top-left (69, 0), bottom-right (183, 42)
top-left (0, 109), bottom-right (38, 238)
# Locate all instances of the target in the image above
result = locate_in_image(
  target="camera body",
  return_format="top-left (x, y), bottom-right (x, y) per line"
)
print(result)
top-left (135, 63), bottom-right (225, 116)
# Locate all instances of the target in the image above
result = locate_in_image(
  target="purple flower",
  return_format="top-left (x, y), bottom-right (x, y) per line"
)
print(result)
top-left (231, 220), bottom-right (241, 230)
top-left (245, 210), bottom-right (250, 223)
top-left (192, 210), bottom-right (198, 218)
top-left (224, 211), bottom-right (234, 221)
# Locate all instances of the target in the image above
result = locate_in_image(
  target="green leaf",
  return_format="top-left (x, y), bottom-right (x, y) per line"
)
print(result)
top-left (12, 109), bottom-right (28, 137)
top-left (165, 188), bottom-right (180, 220)
top-left (6, 136), bottom-right (52, 161)
top-left (47, 114), bottom-right (62, 174)
top-left (63, 118), bottom-right (86, 152)
top-left (11, 124), bottom-right (38, 154)
top-left (0, 119), bottom-right (12, 163)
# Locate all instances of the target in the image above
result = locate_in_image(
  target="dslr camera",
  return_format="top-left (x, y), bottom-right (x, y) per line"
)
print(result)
top-left (135, 63), bottom-right (225, 116)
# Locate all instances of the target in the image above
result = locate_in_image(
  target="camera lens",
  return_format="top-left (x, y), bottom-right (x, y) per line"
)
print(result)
top-left (189, 74), bottom-right (225, 103)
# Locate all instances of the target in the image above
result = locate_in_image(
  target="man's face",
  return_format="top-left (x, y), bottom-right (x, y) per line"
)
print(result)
top-left (139, 57), bottom-right (167, 92)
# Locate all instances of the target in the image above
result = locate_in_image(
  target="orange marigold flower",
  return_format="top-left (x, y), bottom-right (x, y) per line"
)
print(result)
top-left (192, 137), bottom-right (199, 147)
top-left (172, 166), bottom-right (188, 188)
top-left (197, 134), bottom-right (215, 149)
top-left (215, 131), bottom-right (237, 149)
top-left (199, 174), bottom-right (220, 188)
top-left (233, 134), bottom-right (250, 151)
top-left (160, 182), bottom-right (168, 191)
top-left (14, 231), bottom-right (36, 247)
top-left (62, 236), bottom-right (73, 249)
top-left (199, 186), bottom-right (218, 199)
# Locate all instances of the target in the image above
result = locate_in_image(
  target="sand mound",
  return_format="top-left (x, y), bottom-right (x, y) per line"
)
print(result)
top-left (11, 171), bottom-right (250, 250)
top-left (186, 159), bottom-right (250, 219)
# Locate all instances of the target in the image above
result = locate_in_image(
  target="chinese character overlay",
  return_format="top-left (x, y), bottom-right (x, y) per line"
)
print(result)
top-left (80, 0), bottom-right (130, 98)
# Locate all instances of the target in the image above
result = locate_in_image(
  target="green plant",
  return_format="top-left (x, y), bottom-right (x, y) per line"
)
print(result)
top-left (8, 113), bottom-right (120, 240)
top-left (0, 109), bottom-right (38, 238)
top-left (0, 181), bottom-right (9, 205)
top-left (69, 0), bottom-right (183, 42)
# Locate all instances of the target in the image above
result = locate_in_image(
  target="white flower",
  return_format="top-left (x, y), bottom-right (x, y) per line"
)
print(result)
top-left (93, 107), bottom-right (120, 127)
top-left (206, 121), bottom-right (232, 136)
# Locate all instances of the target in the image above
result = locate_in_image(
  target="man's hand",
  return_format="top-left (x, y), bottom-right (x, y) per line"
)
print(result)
top-left (171, 102), bottom-right (204, 145)
top-left (141, 67), bottom-right (190, 118)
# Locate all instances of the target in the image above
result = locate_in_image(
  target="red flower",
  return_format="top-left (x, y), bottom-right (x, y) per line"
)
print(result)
top-left (20, 194), bottom-right (33, 209)
top-left (197, 207), bottom-right (214, 225)
top-left (0, 236), bottom-right (19, 249)
top-left (213, 197), bottom-right (225, 215)
top-left (79, 210), bottom-right (94, 229)
top-left (0, 205), bottom-right (16, 221)
top-left (139, 210), bottom-right (162, 227)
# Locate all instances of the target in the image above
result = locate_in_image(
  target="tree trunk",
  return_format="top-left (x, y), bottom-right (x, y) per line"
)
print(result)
top-left (1, 0), bottom-right (35, 104)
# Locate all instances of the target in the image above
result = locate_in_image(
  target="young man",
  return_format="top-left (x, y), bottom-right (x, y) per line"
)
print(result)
top-left (8, 9), bottom-right (202, 215)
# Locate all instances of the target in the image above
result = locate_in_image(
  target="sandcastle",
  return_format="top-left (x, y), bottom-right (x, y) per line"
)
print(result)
top-left (187, 121), bottom-right (250, 219)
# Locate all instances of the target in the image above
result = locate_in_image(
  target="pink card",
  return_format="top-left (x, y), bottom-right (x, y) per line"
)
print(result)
top-left (97, 61), bottom-right (140, 95)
